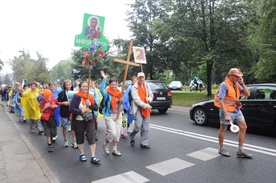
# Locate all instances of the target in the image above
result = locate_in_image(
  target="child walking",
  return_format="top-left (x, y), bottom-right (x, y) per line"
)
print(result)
top-left (39, 89), bottom-right (59, 152)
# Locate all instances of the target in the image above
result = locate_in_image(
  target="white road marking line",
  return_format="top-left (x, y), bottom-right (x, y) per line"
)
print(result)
top-left (187, 147), bottom-right (220, 161)
top-left (150, 124), bottom-right (276, 156)
top-left (92, 171), bottom-right (149, 183)
top-left (146, 158), bottom-right (194, 176)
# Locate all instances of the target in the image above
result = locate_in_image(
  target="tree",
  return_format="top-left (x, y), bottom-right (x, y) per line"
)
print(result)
top-left (9, 50), bottom-right (51, 84)
top-left (127, 0), bottom-right (170, 80)
top-left (248, 0), bottom-right (276, 82)
top-left (4, 73), bottom-right (10, 84)
top-left (148, 0), bottom-right (255, 95)
top-left (49, 59), bottom-right (73, 82)
top-left (0, 58), bottom-right (4, 71)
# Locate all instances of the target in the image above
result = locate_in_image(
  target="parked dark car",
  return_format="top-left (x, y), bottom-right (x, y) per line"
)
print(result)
top-left (190, 83), bottom-right (276, 132)
top-left (119, 80), bottom-right (172, 114)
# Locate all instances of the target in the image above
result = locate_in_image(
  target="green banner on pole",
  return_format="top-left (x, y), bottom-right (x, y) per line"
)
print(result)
top-left (74, 13), bottom-right (108, 50)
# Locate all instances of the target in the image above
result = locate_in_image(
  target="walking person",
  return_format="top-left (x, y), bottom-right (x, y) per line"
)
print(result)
top-left (123, 76), bottom-right (138, 134)
top-left (21, 82), bottom-right (44, 134)
top-left (49, 82), bottom-right (61, 142)
top-left (100, 71), bottom-right (123, 156)
top-left (129, 72), bottom-right (153, 149)
top-left (214, 68), bottom-right (253, 158)
top-left (39, 89), bottom-right (59, 152)
top-left (69, 81), bottom-right (100, 164)
top-left (58, 80), bottom-right (77, 148)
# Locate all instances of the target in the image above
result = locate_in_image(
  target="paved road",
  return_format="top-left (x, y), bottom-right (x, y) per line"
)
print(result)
top-left (2, 104), bottom-right (276, 183)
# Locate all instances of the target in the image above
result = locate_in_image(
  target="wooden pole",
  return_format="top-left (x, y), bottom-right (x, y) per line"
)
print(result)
top-left (116, 40), bottom-right (133, 119)
top-left (140, 61), bottom-right (143, 72)
top-left (87, 67), bottom-right (91, 98)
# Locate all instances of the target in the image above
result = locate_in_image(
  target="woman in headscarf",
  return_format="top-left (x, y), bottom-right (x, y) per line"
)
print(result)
top-left (39, 89), bottom-right (59, 152)
top-left (69, 81), bottom-right (100, 164)
top-left (100, 71), bottom-right (123, 156)
top-left (21, 82), bottom-right (44, 134)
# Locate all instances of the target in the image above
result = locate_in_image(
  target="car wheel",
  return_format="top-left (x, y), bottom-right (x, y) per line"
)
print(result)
top-left (158, 108), bottom-right (168, 114)
top-left (193, 108), bottom-right (208, 126)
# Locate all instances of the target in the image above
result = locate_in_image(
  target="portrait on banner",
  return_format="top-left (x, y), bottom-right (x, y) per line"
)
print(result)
top-left (133, 47), bottom-right (147, 64)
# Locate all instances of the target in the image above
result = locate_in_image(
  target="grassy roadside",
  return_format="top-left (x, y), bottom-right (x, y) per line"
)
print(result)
top-left (171, 91), bottom-right (214, 106)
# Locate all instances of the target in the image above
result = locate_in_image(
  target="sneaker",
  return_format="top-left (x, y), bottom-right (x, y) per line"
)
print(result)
top-left (120, 133), bottom-right (127, 138)
top-left (140, 144), bottom-right (150, 149)
top-left (103, 143), bottom-right (110, 154)
top-left (237, 150), bottom-right (253, 159)
top-left (30, 129), bottom-right (34, 133)
top-left (218, 148), bottom-right (231, 157)
top-left (52, 136), bottom-right (57, 143)
top-left (64, 140), bottom-right (69, 147)
top-left (71, 142), bottom-right (78, 149)
top-left (79, 154), bottom-right (87, 162)
top-left (112, 149), bottom-right (122, 156)
top-left (90, 156), bottom-right (100, 164)
top-left (48, 146), bottom-right (53, 153)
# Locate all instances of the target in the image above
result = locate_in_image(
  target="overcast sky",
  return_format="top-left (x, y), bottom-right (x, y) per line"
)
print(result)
top-left (0, 0), bottom-right (134, 73)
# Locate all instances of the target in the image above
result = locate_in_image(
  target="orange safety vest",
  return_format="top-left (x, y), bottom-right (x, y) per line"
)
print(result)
top-left (214, 78), bottom-right (242, 112)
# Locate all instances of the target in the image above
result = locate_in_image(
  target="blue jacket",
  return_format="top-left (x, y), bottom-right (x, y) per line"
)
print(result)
top-left (100, 78), bottom-right (124, 117)
top-left (123, 84), bottom-right (135, 122)
top-left (123, 84), bottom-right (132, 111)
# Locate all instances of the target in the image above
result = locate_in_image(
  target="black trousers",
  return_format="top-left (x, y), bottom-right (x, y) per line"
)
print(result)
top-left (75, 118), bottom-right (96, 145)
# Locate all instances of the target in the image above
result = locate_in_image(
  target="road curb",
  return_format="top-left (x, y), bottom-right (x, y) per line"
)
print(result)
top-left (4, 107), bottom-right (60, 183)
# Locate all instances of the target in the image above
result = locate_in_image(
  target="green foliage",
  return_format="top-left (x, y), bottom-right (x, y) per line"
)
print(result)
top-left (127, 0), bottom-right (262, 96)
top-left (4, 74), bottom-right (10, 84)
top-left (49, 59), bottom-right (73, 82)
top-left (172, 92), bottom-right (214, 106)
top-left (248, 0), bottom-right (276, 82)
top-left (9, 50), bottom-right (51, 84)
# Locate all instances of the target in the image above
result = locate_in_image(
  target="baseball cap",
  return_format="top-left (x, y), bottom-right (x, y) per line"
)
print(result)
top-left (137, 72), bottom-right (145, 78)
top-left (227, 68), bottom-right (243, 77)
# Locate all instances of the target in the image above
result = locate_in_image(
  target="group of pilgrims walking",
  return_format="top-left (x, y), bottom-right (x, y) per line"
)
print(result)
top-left (0, 70), bottom-right (153, 165)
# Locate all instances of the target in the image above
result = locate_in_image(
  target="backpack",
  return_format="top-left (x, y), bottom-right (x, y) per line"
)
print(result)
top-left (99, 96), bottom-right (107, 114)
top-left (128, 89), bottom-right (132, 104)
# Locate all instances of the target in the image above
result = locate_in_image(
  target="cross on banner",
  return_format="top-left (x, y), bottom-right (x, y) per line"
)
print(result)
top-left (113, 40), bottom-right (140, 119)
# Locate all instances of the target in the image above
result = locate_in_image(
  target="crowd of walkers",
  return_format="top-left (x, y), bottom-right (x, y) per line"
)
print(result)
top-left (0, 70), bottom-right (153, 165)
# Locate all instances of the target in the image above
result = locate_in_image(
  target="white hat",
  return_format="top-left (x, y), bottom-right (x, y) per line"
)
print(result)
top-left (137, 72), bottom-right (145, 78)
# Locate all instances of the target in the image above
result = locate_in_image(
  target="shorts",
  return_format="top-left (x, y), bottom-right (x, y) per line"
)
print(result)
top-left (42, 120), bottom-right (57, 137)
top-left (61, 117), bottom-right (71, 128)
top-left (219, 109), bottom-right (245, 125)
top-left (75, 119), bottom-right (96, 145)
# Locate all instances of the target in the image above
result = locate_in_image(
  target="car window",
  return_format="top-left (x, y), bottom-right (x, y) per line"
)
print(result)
top-left (147, 82), bottom-right (168, 90)
top-left (247, 86), bottom-right (276, 100)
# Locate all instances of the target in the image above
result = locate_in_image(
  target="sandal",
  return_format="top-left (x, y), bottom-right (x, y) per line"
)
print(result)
top-left (90, 156), bottom-right (100, 164)
top-left (79, 154), bottom-right (87, 162)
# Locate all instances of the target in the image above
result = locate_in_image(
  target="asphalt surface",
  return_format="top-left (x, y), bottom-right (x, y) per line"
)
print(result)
top-left (1, 103), bottom-right (276, 183)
